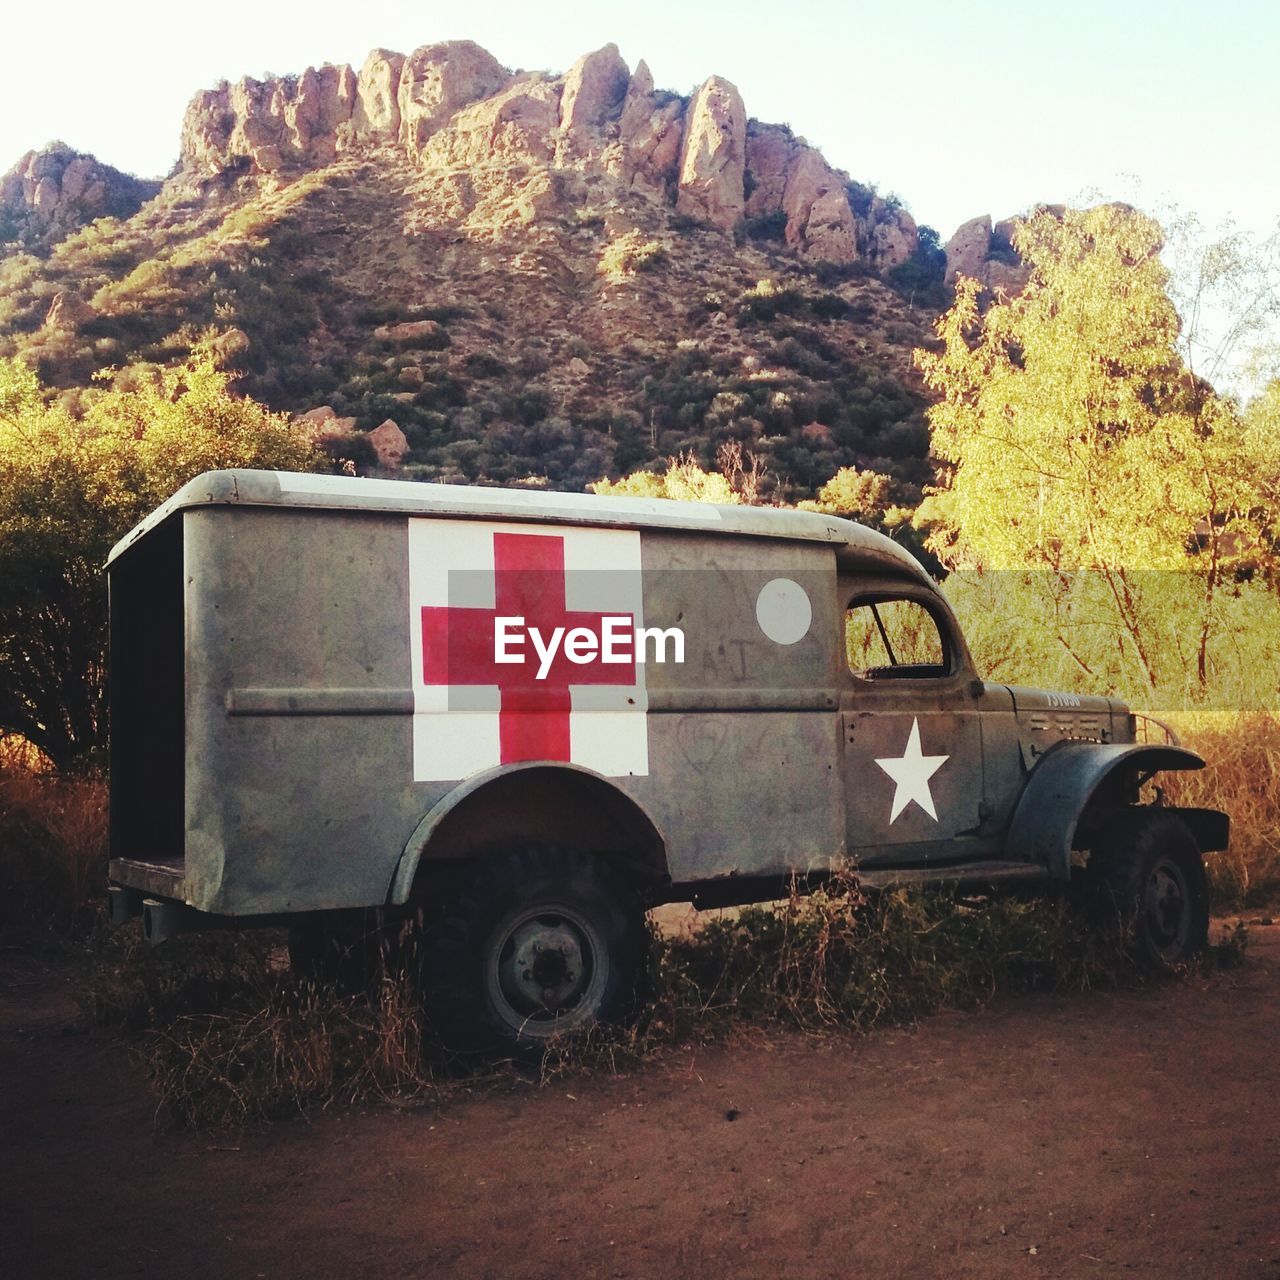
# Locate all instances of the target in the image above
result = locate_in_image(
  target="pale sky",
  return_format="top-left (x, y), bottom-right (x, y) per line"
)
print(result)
top-left (4, 0), bottom-right (1277, 243)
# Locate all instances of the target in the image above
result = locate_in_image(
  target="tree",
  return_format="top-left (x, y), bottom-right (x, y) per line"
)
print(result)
top-left (915, 204), bottom-right (1278, 705)
top-left (591, 452), bottom-right (742, 504)
top-left (0, 348), bottom-right (321, 767)
top-left (798, 466), bottom-right (893, 522)
top-left (1161, 211), bottom-right (1280, 403)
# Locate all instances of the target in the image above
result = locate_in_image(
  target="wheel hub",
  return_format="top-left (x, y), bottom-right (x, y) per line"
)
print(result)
top-left (498, 916), bottom-right (591, 1018)
top-left (1145, 858), bottom-right (1189, 951)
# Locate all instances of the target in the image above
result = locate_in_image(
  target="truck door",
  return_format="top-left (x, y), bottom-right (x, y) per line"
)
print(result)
top-left (838, 580), bottom-right (996, 866)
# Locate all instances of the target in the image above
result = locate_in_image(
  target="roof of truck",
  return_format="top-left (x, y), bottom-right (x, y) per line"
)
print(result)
top-left (107, 469), bottom-right (931, 580)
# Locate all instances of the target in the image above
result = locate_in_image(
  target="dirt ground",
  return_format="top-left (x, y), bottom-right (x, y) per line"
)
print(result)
top-left (2, 924), bottom-right (1278, 1280)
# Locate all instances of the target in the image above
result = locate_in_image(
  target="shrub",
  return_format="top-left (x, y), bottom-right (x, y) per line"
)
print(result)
top-left (599, 234), bottom-right (668, 281)
top-left (0, 760), bottom-right (107, 936)
top-left (82, 875), bottom-right (1240, 1129)
top-left (743, 211), bottom-right (788, 243)
top-left (1163, 713), bottom-right (1280, 908)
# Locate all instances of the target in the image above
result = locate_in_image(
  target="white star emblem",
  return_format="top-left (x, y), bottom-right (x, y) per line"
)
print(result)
top-left (875, 718), bottom-right (950, 824)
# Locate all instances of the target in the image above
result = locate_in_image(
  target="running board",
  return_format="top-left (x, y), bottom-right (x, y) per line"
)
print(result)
top-left (857, 861), bottom-right (1050, 890)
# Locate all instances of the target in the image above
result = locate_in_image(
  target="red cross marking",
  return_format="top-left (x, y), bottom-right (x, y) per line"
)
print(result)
top-left (421, 532), bottom-right (636, 764)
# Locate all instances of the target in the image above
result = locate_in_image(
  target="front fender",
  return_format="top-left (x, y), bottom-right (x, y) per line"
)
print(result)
top-left (1003, 742), bottom-right (1205, 880)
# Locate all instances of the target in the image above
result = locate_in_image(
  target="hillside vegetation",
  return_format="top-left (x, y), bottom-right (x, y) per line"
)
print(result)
top-left (0, 41), bottom-right (951, 503)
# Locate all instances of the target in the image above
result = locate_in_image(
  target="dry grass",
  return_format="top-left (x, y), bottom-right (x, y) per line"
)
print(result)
top-left (3, 717), bottom-right (1269, 1127)
top-left (85, 879), bottom-right (1246, 1129)
top-left (1161, 712), bottom-right (1280, 908)
top-left (0, 756), bottom-right (107, 936)
top-left (86, 926), bottom-right (467, 1128)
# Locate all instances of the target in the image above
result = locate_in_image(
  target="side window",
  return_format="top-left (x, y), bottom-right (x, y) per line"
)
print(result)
top-left (846, 598), bottom-right (947, 680)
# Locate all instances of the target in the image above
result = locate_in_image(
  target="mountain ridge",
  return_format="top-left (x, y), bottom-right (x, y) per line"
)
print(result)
top-left (0, 38), bottom-right (1031, 504)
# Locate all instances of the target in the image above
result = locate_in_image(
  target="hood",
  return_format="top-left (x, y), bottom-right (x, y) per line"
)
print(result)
top-left (1004, 685), bottom-right (1131, 766)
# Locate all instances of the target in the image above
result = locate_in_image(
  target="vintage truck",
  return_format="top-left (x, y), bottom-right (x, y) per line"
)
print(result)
top-left (107, 470), bottom-right (1227, 1051)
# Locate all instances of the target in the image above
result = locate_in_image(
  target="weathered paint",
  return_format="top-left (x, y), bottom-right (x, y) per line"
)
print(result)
top-left (1003, 742), bottom-right (1206, 879)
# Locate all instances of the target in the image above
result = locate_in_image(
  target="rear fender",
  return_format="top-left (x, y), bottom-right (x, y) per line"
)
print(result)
top-left (1004, 742), bottom-right (1209, 880)
top-left (387, 761), bottom-right (668, 905)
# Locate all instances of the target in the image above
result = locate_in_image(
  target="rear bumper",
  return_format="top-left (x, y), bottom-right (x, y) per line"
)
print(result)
top-left (109, 856), bottom-right (187, 900)
top-left (108, 857), bottom-right (195, 943)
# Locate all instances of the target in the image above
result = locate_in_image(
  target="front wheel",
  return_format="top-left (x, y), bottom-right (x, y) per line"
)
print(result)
top-left (416, 847), bottom-right (649, 1056)
top-left (1084, 810), bottom-right (1210, 966)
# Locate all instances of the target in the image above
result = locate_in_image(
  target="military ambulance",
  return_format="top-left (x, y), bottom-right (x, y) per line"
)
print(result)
top-left (107, 470), bottom-right (1227, 1051)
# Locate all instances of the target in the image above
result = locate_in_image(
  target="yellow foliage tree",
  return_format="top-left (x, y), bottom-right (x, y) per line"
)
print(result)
top-left (915, 204), bottom-right (1279, 706)
top-left (591, 452), bottom-right (741, 504)
top-left (798, 467), bottom-right (892, 522)
top-left (0, 348), bottom-right (320, 766)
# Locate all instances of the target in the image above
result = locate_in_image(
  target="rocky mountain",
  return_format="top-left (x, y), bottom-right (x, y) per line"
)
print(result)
top-left (0, 39), bottom-right (1025, 501)
top-left (172, 42), bottom-right (920, 269)
top-left (0, 144), bottom-right (160, 248)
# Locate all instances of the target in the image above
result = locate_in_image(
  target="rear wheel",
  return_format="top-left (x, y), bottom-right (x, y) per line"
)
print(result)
top-left (416, 846), bottom-right (648, 1056)
top-left (1085, 810), bottom-right (1209, 966)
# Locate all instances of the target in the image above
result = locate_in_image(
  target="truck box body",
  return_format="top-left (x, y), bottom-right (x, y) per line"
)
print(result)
top-left (109, 470), bottom-right (940, 918)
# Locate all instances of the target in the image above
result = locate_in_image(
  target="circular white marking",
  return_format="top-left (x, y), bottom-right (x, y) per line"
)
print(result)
top-left (755, 578), bottom-right (812, 645)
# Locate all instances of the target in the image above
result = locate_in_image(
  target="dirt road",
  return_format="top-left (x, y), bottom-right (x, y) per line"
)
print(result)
top-left (2, 926), bottom-right (1278, 1280)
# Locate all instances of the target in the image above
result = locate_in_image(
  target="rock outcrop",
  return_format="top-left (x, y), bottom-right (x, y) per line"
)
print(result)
top-left (560, 44), bottom-right (630, 137)
top-left (943, 210), bottom-right (1044, 293)
top-left (742, 123), bottom-right (917, 266)
top-left (1, 144), bottom-right (159, 244)
top-left (614, 60), bottom-right (683, 198)
top-left (44, 290), bottom-right (95, 330)
top-left (170, 40), bottom-right (915, 268)
top-left (676, 77), bottom-right (746, 232)
top-left (350, 49), bottom-right (405, 142)
top-left (943, 215), bottom-right (994, 285)
top-left (865, 197), bottom-right (918, 270)
top-left (397, 41), bottom-right (510, 152)
top-left (181, 66), bottom-right (358, 175)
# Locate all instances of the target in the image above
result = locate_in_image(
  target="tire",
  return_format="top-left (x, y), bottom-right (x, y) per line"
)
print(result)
top-left (416, 846), bottom-right (649, 1056)
top-left (1084, 810), bottom-right (1210, 967)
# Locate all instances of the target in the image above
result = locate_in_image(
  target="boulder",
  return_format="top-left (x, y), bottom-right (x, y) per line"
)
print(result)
top-left (369, 418), bottom-right (410, 468)
top-left (44, 290), bottom-right (95, 330)
top-left (944, 215), bottom-right (993, 285)
top-left (374, 318), bottom-right (443, 343)
top-left (297, 405), bottom-right (338, 424)
top-left (207, 327), bottom-right (251, 364)
top-left (676, 76), bottom-right (746, 231)
top-left (297, 407), bottom-right (358, 443)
